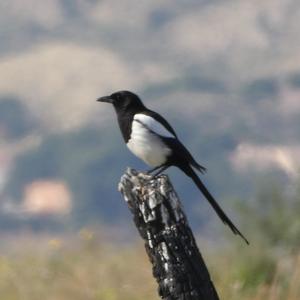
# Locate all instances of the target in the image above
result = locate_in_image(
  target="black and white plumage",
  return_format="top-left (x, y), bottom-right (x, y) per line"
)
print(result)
top-left (97, 90), bottom-right (248, 244)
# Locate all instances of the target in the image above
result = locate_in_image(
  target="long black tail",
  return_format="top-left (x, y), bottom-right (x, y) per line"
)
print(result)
top-left (182, 165), bottom-right (249, 244)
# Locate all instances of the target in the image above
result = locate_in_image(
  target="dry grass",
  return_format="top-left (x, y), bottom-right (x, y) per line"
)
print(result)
top-left (0, 231), bottom-right (299, 300)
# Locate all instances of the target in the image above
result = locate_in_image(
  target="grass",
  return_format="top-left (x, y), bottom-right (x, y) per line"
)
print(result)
top-left (0, 230), bottom-right (299, 300)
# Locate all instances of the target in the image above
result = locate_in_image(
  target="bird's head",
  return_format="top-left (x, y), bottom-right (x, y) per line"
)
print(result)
top-left (97, 90), bottom-right (145, 112)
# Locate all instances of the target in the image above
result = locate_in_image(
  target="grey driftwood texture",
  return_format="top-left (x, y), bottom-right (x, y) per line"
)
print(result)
top-left (118, 168), bottom-right (220, 300)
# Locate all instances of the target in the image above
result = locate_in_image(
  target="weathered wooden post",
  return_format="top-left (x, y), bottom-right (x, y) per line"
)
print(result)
top-left (118, 168), bottom-right (220, 300)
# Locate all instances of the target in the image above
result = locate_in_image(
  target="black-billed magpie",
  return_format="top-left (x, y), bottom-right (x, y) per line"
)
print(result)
top-left (97, 90), bottom-right (248, 244)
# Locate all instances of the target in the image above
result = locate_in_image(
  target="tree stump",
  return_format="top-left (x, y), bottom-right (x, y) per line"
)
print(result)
top-left (118, 168), bottom-right (220, 300)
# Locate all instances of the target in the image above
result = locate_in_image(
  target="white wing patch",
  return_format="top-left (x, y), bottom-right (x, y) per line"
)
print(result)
top-left (133, 114), bottom-right (175, 138)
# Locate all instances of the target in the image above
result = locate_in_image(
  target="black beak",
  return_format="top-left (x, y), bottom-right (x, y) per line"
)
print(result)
top-left (97, 96), bottom-right (113, 103)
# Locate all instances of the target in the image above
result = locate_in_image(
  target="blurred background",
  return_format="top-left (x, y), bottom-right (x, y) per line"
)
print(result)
top-left (0, 0), bottom-right (300, 299)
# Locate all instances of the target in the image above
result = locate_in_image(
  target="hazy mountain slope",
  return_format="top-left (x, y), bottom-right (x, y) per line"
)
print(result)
top-left (1, 0), bottom-right (300, 228)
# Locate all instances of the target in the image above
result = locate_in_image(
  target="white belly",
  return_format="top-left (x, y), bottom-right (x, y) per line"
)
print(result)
top-left (127, 120), bottom-right (171, 167)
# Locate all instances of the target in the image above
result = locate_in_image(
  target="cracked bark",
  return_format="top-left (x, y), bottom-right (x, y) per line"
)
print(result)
top-left (118, 168), bottom-right (220, 300)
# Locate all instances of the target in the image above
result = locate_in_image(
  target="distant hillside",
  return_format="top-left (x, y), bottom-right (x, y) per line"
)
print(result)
top-left (0, 0), bottom-right (299, 229)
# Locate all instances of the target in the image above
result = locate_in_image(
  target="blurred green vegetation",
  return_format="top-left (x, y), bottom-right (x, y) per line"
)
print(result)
top-left (211, 177), bottom-right (300, 299)
top-left (237, 177), bottom-right (300, 251)
top-left (0, 232), bottom-right (156, 300)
